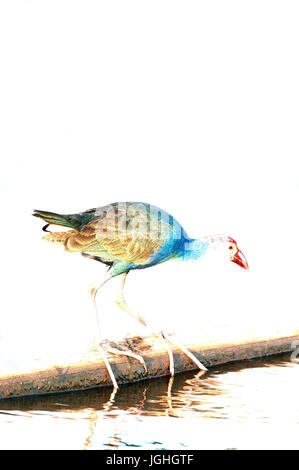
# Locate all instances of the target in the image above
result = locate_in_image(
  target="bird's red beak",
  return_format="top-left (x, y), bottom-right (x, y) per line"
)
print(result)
top-left (232, 249), bottom-right (249, 270)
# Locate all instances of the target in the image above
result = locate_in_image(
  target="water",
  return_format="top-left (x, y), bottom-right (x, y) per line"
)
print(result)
top-left (0, 353), bottom-right (297, 450)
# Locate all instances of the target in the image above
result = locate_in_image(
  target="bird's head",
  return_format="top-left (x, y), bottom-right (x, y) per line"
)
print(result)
top-left (184, 234), bottom-right (249, 269)
top-left (202, 234), bottom-right (249, 270)
top-left (225, 236), bottom-right (249, 270)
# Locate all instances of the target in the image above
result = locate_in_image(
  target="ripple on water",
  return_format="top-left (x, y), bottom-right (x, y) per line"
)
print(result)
top-left (0, 352), bottom-right (297, 449)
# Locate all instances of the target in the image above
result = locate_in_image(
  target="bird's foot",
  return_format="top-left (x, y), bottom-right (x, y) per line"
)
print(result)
top-left (102, 343), bottom-right (148, 374)
top-left (161, 330), bottom-right (208, 373)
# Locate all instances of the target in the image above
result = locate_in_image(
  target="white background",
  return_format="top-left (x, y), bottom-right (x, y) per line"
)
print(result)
top-left (0, 1), bottom-right (298, 368)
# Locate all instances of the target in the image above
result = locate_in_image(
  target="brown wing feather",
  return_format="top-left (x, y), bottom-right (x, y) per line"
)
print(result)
top-left (43, 205), bottom-right (170, 265)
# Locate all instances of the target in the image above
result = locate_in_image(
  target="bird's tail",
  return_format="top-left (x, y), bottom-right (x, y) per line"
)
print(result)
top-left (33, 209), bottom-right (79, 229)
top-left (33, 209), bottom-right (80, 246)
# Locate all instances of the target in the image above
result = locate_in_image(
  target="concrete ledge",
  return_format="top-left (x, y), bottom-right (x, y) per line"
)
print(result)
top-left (0, 330), bottom-right (298, 400)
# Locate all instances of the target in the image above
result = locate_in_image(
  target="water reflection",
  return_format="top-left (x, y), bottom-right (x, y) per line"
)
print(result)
top-left (0, 353), bottom-right (298, 449)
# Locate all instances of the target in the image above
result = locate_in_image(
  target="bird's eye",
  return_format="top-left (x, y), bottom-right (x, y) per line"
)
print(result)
top-left (229, 245), bottom-right (233, 250)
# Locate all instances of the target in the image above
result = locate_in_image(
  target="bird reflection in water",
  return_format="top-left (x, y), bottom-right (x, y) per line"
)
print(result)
top-left (82, 370), bottom-right (209, 448)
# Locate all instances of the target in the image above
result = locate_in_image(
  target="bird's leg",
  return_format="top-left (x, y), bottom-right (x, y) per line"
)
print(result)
top-left (89, 274), bottom-right (113, 347)
top-left (116, 273), bottom-right (207, 375)
top-left (88, 274), bottom-right (119, 389)
top-left (159, 334), bottom-right (175, 376)
top-left (116, 273), bottom-right (175, 375)
top-left (89, 273), bottom-right (147, 377)
top-left (116, 272), bottom-right (147, 327)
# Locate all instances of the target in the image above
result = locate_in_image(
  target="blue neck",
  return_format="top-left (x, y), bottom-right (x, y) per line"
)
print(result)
top-left (182, 238), bottom-right (210, 261)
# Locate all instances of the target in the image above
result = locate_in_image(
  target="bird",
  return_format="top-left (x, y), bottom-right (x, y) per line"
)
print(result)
top-left (33, 201), bottom-right (248, 388)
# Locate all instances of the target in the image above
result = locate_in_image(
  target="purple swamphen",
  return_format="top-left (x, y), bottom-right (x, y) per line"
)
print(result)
top-left (33, 201), bottom-right (248, 388)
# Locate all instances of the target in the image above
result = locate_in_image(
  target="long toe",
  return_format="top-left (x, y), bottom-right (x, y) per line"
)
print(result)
top-left (103, 344), bottom-right (148, 374)
top-left (162, 331), bottom-right (207, 372)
